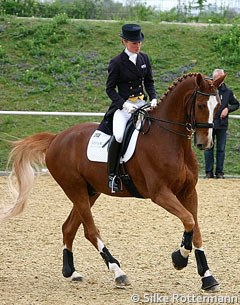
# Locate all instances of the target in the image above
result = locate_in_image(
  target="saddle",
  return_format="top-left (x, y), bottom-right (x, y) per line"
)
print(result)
top-left (87, 111), bottom-right (147, 198)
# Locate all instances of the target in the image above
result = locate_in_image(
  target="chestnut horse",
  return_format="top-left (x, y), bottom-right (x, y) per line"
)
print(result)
top-left (1, 73), bottom-right (225, 291)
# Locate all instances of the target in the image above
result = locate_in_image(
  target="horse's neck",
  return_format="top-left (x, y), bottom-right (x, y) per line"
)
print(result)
top-left (158, 79), bottom-right (195, 121)
top-left (149, 78), bottom-right (195, 150)
top-left (157, 96), bottom-right (185, 123)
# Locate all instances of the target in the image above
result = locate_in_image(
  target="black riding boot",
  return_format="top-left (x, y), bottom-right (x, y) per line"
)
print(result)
top-left (108, 136), bottom-right (122, 193)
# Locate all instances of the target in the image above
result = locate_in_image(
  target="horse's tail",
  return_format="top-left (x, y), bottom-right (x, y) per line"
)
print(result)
top-left (0, 132), bottom-right (56, 222)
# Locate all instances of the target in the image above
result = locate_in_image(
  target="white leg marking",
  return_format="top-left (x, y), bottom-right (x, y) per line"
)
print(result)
top-left (109, 262), bottom-right (126, 279)
top-left (97, 238), bottom-right (126, 280)
top-left (97, 238), bottom-right (104, 252)
top-left (202, 269), bottom-right (212, 278)
top-left (65, 270), bottom-right (84, 281)
top-left (180, 246), bottom-right (191, 258)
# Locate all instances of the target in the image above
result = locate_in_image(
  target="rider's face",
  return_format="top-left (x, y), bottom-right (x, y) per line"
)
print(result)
top-left (123, 40), bottom-right (142, 54)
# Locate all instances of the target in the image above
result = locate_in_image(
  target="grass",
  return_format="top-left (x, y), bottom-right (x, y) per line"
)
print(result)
top-left (0, 15), bottom-right (240, 174)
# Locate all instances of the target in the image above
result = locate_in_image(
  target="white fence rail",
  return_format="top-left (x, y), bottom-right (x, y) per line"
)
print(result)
top-left (0, 111), bottom-right (105, 117)
top-left (0, 111), bottom-right (239, 119)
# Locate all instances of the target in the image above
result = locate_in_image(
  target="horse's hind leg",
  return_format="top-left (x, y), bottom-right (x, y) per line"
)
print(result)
top-left (62, 206), bottom-right (85, 281)
top-left (61, 184), bottom-right (130, 286)
top-left (62, 194), bottom-right (99, 281)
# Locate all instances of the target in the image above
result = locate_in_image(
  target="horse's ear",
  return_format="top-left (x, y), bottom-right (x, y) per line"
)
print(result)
top-left (213, 73), bottom-right (227, 88)
top-left (195, 73), bottom-right (204, 87)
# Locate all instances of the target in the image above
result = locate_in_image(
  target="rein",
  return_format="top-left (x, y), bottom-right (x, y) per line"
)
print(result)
top-left (133, 88), bottom-right (218, 140)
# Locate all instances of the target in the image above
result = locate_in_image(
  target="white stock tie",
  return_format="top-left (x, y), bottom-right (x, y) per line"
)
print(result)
top-left (129, 53), bottom-right (137, 65)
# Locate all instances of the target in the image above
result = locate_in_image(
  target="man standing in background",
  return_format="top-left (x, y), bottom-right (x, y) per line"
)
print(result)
top-left (204, 69), bottom-right (239, 179)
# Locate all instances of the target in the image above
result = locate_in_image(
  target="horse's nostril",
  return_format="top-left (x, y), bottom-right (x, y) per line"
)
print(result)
top-left (197, 144), bottom-right (204, 150)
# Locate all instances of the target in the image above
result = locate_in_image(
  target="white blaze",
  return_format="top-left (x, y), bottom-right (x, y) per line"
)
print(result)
top-left (207, 96), bottom-right (218, 142)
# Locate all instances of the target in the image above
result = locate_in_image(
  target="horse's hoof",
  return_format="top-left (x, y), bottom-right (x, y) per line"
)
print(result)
top-left (65, 271), bottom-right (84, 282)
top-left (171, 249), bottom-right (188, 270)
top-left (201, 275), bottom-right (219, 292)
top-left (115, 275), bottom-right (131, 287)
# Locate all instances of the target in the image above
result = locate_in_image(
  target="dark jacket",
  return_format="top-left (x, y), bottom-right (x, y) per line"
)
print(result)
top-left (214, 83), bottom-right (239, 129)
top-left (106, 51), bottom-right (156, 109)
top-left (99, 51), bottom-right (157, 134)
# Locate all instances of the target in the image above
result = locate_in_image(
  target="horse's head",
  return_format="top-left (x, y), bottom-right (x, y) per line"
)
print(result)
top-left (191, 73), bottom-right (226, 150)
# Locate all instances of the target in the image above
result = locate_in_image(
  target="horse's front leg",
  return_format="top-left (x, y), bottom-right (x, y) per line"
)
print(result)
top-left (194, 245), bottom-right (219, 291)
top-left (151, 187), bottom-right (195, 269)
top-left (152, 187), bottom-right (218, 291)
top-left (176, 188), bottom-right (219, 291)
top-left (171, 230), bottom-right (193, 270)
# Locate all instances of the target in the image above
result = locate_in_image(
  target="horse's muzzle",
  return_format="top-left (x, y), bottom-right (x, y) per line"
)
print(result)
top-left (194, 134), bottom-right (213, 150)
top-left (197, 144), bottom-right (205, 150)
top-left (197, 139), bottom-right (214, 151)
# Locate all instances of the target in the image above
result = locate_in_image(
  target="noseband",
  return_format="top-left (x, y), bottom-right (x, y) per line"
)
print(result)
top-left (133, 87), bottom-right (219, 139)
top-left (187, 89), bottom-right (218, 130)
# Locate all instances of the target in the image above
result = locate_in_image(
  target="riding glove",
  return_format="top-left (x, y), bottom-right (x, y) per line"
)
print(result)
top-left (150, 98), bottom-right (158, 108)
top-left (123, 101), bottom-right (137, 113)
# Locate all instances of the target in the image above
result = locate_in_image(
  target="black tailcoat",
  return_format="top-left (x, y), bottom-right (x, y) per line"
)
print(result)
top-left (214, 83), bottom-right (239, 129)
top-left (99, 51), bottom-right (157, 134)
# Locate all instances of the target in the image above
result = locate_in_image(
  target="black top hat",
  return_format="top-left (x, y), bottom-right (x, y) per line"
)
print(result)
top-left (120, 24), bottom-right (144, 42)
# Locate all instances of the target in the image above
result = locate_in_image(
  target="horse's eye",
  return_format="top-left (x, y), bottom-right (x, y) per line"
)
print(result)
top-left (197, 104), bottom-right (206, 110)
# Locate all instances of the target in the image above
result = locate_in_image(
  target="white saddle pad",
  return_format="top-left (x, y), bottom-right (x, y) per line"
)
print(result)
top-left (87, 129), bottom-right (139, 163)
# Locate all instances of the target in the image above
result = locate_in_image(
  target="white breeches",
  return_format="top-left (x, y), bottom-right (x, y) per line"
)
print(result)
top-left (113, 99), bottom-right (146, 143)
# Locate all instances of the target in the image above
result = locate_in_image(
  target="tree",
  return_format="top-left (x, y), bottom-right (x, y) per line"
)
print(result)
top-left (194, 0), bottom-right (207, 10)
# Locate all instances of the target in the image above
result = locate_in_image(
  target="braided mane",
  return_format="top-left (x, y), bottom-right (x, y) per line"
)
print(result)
top-left (160, 72), bottom-right (198, 102)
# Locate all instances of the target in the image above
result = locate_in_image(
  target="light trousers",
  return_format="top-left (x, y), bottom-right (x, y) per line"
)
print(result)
top-left (113, 99), bottom-right (146, 143)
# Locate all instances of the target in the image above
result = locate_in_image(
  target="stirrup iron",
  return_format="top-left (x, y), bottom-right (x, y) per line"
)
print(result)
top-left (110, 175), bottom-right (122, 193)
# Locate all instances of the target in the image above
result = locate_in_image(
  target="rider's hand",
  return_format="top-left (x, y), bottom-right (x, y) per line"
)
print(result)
top-left (150, 98), bottom-right (158, 108)
top-left (123, 101), bottom-right (137, 113)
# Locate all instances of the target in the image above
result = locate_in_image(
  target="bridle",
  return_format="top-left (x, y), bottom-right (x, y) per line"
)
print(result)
top-left (133, 87), bottom-right (219, 140)
top-left (187, 89), bottom-right (218, 129)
